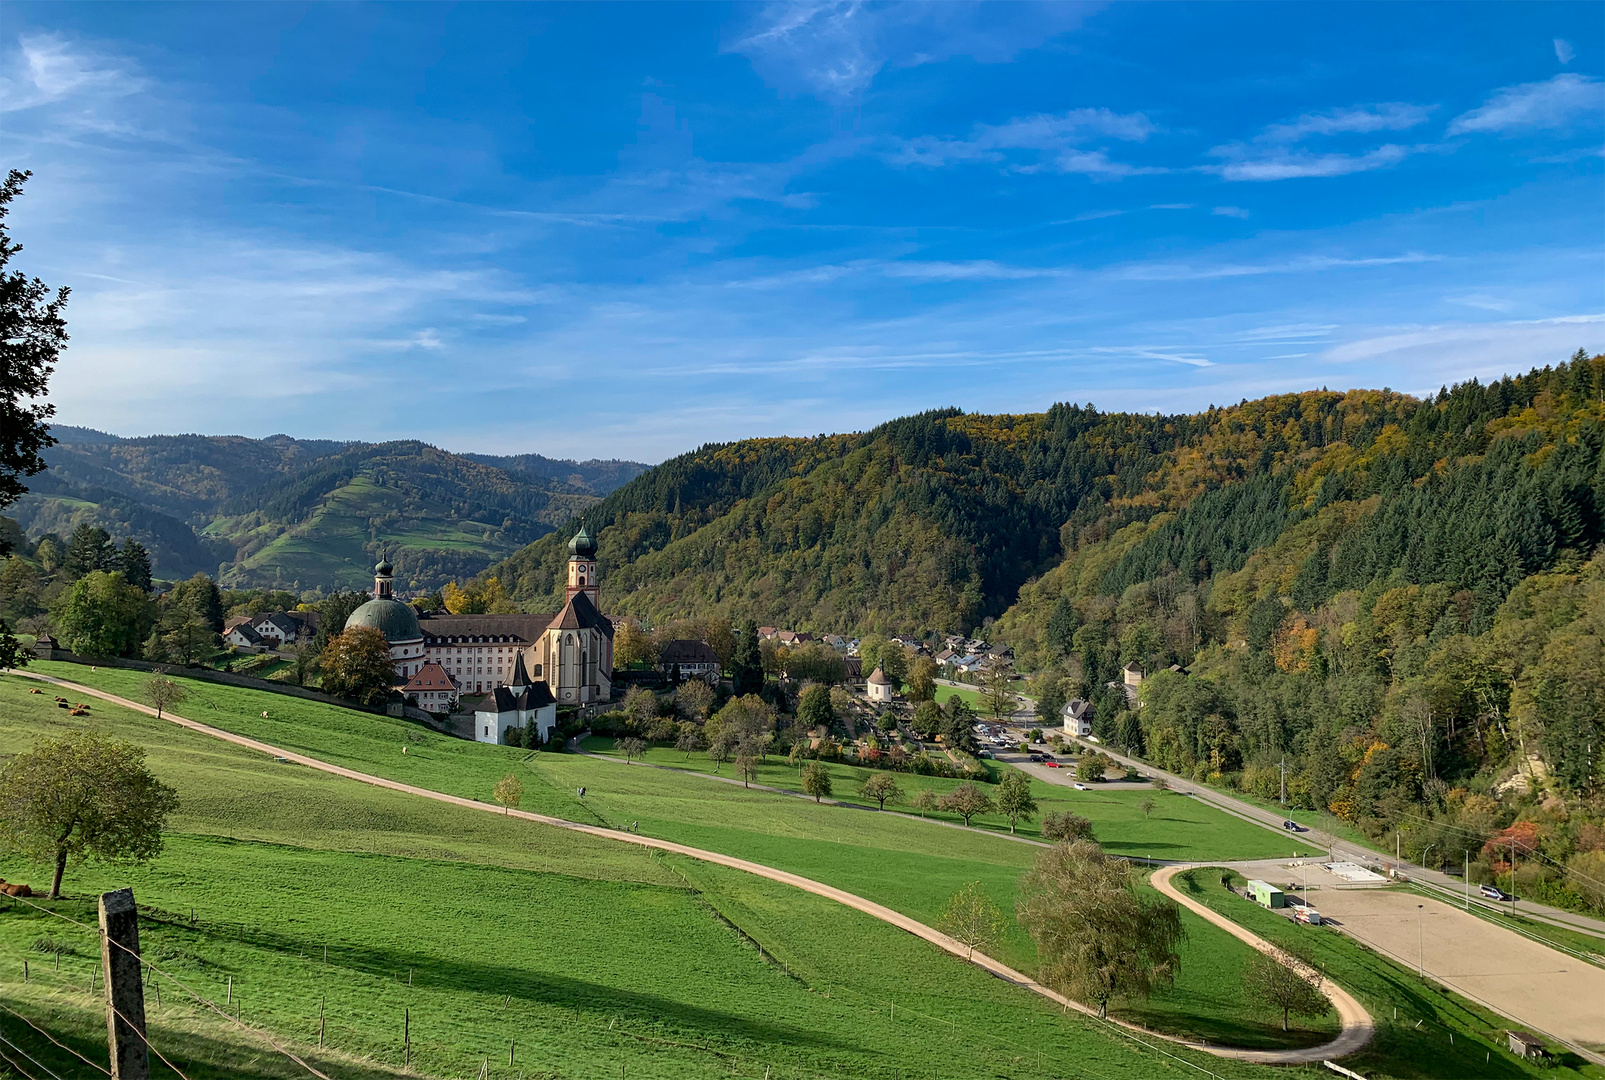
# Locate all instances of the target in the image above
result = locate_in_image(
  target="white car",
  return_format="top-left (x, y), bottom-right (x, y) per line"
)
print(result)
top-left (1072, 782), bottom-right (1089, 791)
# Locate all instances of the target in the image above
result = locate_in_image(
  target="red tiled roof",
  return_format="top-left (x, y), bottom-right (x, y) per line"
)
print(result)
top-left (402, 662), bottom-right (458, 692)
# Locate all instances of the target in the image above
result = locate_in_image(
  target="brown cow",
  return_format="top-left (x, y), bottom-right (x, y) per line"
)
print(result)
top-left (2, 883), bottom-right (35, 897)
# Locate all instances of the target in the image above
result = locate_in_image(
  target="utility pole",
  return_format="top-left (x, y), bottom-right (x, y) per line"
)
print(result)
top-left (1464, 850), bottom-right (1470, 910)
top-left (99, 888), bottom-right (150, 1080)
top-left (1417, 903), bottom-right (1424, 977)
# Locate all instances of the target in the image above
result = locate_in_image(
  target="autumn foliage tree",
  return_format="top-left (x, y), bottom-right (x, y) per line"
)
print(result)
top-left (319, 626), bottom-right (397, 705)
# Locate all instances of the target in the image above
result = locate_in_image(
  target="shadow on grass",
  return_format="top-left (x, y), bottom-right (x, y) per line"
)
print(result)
top-left (138, 915), bottom-right (873, 1059)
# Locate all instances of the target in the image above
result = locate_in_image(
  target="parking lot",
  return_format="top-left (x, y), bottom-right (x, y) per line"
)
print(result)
top-left (1230, 858), bottom-right (1605, 1050)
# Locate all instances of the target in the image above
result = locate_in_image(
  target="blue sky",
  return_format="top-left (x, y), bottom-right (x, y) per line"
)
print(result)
top-left (4, 2), bottom-right (1602, 462)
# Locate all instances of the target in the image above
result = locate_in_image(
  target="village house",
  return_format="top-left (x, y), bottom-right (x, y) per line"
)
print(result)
top-left (224, 617), bottom-right (265, 649)
top-left (401, 662), bottom-right (459, 712)
top-left (657, 638), bottom-right (720, 683)
top-left (1062, 698), bottom-right (1093, 737)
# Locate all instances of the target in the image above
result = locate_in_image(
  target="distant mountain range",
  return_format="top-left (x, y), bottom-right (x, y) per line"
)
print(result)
top-left (15, 426), bottom-right (648, 591)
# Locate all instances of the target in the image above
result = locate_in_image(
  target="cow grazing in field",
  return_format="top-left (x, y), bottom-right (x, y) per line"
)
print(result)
top-left (28, 688), bottom-right (40, 694)
top-left (2, 883), bottom-right (35, 897)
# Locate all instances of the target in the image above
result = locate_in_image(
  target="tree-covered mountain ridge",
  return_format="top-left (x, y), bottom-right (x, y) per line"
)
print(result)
top-left (15, 429), bottom-right (648, 591)
top-left (492, 353), bottom-right (1603, 643)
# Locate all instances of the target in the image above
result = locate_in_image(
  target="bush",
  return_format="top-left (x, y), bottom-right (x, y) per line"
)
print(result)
top-left (1042, 811), bottom-right (1096, 843)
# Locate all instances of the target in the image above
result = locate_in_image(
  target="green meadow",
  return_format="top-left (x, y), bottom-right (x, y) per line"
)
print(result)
top-left (0, 673), bottom-right (1292, 1080)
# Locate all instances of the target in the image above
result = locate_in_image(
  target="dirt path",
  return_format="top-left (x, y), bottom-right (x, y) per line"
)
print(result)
top-left (23, 670), bottom-right (1372, 1066)
top-left (1151, 866), bottom-right (1375, 1062)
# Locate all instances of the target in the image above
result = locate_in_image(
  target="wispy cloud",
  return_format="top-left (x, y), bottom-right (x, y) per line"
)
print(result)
top-left (0, 33), bottom-right (146, 112)
top-left (1213, 144), bottom-right (1409, 181)
top-left (1212, 205), bottom-right (1250, 219)
top-left (1554, 39), bottom-right (1575, 65)
top-left (728, 1), bottom-right (1088, 102)
top-left (889, 108), bottom-right (1157, 175)
top-left (1113, 251), bottom-right (1437, 281)
top-left (1447, 73), bottom-right (1604, 135)
top-left (1257, 103), bottom-right (1434, 143)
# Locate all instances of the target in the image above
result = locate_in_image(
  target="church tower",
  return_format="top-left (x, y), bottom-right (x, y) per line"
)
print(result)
top-left (565, 527), bottom-right (600, 606)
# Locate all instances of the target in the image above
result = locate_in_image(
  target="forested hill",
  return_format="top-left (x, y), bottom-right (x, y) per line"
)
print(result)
top-left (15, 430), bottom-right (647, 591)
top-left (491, 353), bottom-right (1604, 645)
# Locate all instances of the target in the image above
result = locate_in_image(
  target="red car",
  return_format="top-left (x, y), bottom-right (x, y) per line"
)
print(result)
top-left (1044, 761), bottom-right (1061, 768)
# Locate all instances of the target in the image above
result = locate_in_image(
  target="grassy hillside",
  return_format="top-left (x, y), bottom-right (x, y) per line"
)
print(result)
top-left (0, 672), bottom-right (1295, 1080)
top-left (16, 430), bottom-right (647, 590)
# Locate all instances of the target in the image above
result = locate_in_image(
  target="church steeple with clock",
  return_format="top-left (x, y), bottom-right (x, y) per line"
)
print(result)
top-left (566, 527), bottom-right (599, 606)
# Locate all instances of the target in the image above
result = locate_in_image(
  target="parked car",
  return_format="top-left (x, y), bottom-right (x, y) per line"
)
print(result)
top-left (1028, 754), bottom-right (1044, 762)
top-left (977, 749), bottom-right (992, 758)
top-left (1282, 820), bottom-right (1306, 832)
top-left (1040, 753), bottom-right (1055, 761)
top-left (1480, 884), bottom-right (1513, 901)
top-left (1044, 761), bottom-right (1061, 768)
top-left (1072, 782), bottom-right (1089, 791)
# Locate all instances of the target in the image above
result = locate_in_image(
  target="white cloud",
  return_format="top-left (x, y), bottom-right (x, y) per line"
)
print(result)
top-left (728, 2), bottom-right (1088, 102)
top-left (882, 259), bottom-right (1057, 281)
top-left (1114, 252), bottom-right (1437, 282)
top-left (1212, 206), bottom-right (1250, 219)
top-left (890, 108), bottom-right (1156, 172)
top-left (0, 34), bottom-right (146, 112)
top-left (1258, 103), bottom-right (1433, 143)
top-left (1319, 315), bottom-right (1605, 377)
top-left (1447, 73), bottom-right (1604, 135)
top-left (1555, 39), bottom-right (1575, 65)
top-left (1214, 144), bottom-right (1409, 181)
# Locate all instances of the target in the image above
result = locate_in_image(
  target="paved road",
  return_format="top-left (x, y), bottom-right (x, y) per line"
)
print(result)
top-left (21, 669), bottom-right (1372, 1067)
top-left (1037, 728), bottom-right (1605, 938)
top-left (1151, 865), bottom-right (1374, 1064)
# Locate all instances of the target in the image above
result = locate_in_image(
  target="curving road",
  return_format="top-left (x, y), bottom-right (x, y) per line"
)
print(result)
top-left (18, 670), bottom-right (1373, 1066)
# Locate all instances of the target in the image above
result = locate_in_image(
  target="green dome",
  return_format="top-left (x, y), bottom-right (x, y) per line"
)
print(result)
top-left (568, 527), bottom-right (597, 559)
top-left (344, 597), bottom-right (422, 643)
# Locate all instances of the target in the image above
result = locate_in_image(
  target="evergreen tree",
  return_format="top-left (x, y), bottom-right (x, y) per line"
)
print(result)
top-left (119, 539), bottom-right (153, 592)
top-left (732, 619), bottom-right (764, 696)
top-left (64, 524), bottom-right (116, 578)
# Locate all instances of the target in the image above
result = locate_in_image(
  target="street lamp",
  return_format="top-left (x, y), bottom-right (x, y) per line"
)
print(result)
top-left (1417, 903), bottom-right (1425, 977)
top-left (1422, 843), bottom-right (1437, 875)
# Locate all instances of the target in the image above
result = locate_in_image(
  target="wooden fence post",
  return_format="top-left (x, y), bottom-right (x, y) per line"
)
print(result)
top-left (99, 888), bottom-right (150, 1080)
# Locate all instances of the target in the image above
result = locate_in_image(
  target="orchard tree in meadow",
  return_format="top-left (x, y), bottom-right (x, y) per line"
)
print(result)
top-left (145, 673), bottom-right (187, 719)
top-left (1140, 796), bottom-right (1157, 820)
top-left (735, 744), bottom-right (760, 788)
top-left (858, 772), bottom-right (903, 810)
top-left (0, 732), bottom-right (178, 898)
top-left (318, 626), bottom-right (397, 706)
top-left (997, 770), bottom-right (1038, 834)
top-left (51, 571), bottom-right (154, 657)
top-left (938, 881), bottom-right (1008, 960)
top-left (910, 788), bottom-right (939, 817)
top-left (674, 723), bottom-right (705, 760)
top-left (493, 774), bottom-right (524, 814)
top-left (940, 782), bottom-right (995, 827)
top-left (1017, 840), bottom-right (1184, 1019)
top-left (617, 737), bottom-right (647, 764)
top-left (800, 760), bottom-right (832, 802)
top-left (1242, 951), bottom-right (1330, 1031)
